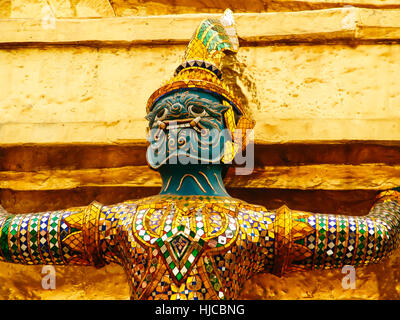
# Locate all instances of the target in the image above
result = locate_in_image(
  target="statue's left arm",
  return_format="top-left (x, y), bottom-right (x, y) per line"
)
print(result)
top-left (271, 189), bottom-right (400, 276)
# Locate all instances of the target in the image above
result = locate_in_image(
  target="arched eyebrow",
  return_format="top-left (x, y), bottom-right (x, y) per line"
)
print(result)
top-left (146, 92), bottom-right (229, 124)
top-left (148, 100), bottom-right (171, 117)
top-left (145, 96), bottom-right (179, 124)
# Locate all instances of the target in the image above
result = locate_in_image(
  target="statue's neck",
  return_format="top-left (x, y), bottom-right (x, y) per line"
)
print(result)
top-left (158, 164), bottom-right (229, 197)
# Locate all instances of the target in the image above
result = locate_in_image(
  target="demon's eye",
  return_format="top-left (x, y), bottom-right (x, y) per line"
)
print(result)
top-left (155, 108), bottom-right (168, 121)
top-left (189, 105), bottom-right (209, 117)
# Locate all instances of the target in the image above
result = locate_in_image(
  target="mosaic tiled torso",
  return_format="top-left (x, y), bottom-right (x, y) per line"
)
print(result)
top-left (99, 195), bottom-right (276, 300)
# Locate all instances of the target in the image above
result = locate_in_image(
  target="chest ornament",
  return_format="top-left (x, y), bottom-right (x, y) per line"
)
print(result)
top-left (132, 202), bottom-right (239, 284)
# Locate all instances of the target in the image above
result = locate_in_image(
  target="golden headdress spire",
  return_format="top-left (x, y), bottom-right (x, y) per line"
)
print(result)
top-left (146, 9), bottom-right (242, 114)
top-left (179, 8), bottom-right (238, 73)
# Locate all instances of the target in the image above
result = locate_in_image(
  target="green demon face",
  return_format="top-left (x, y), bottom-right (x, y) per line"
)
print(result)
top-left (146, 90), bottom-right (231, 169)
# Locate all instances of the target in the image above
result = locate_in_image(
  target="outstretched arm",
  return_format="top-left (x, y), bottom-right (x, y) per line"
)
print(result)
top-left (0, 201), bottom-right (107, 267)
top-left (271, 190), bottom-right (400, 276)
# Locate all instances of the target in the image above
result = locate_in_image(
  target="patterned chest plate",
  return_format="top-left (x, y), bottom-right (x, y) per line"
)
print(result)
top-left (132, 199), bottom-right (239, 284)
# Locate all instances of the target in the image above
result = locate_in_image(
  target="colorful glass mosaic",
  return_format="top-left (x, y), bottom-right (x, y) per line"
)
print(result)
top-left (0, 192), bottom-right (400, 299)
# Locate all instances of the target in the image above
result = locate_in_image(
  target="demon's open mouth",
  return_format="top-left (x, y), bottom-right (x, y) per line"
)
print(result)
top-left (152, 117), bottom-right (206, 134)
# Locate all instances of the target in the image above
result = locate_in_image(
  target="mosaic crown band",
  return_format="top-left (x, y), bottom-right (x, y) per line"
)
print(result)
top-left (1, 10), bottom-right (400, 300)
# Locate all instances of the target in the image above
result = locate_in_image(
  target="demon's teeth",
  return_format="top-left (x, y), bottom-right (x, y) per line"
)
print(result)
top-left (190, 117), bottom-right (201, 127)
top-left (166, 122), bottom-right (192, 130)
top-left (156, 120), bottom-right (166, 129)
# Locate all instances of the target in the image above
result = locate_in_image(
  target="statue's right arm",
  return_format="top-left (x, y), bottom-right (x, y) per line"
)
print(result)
top-left (0, 201), bottom-right (110, 267)
top-left (270, 189), bottom-right (400, 276)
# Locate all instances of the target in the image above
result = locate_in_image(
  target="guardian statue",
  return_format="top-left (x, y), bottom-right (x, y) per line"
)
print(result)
top-left (1, 10), bottom-right (399, 300)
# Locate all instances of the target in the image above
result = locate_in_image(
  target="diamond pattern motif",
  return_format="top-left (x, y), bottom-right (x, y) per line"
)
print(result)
top-left (28, 214), bottom-right (41, 263)
top-left (315, 215), bottom-right (328, 268)
top-left (38, 213), bottom-right (53, 264)
top-left (170, 235), bottom-right (191, 260)
top-left (19, 216), bottom-right (32, 264)
top-left (324, 216), bottom-right (338, 268)
top-left (8, 215), bottom-right (23, 263)
top-left (157, 225), bottom-right (205, 283)
top-left (47, 213), bottom-right (64, 263)
top-left (334, 217), bottom-right (348, 267)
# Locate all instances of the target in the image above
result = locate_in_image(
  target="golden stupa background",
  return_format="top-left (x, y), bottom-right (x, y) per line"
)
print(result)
top-left (1, 0), bottom-right (400, 299)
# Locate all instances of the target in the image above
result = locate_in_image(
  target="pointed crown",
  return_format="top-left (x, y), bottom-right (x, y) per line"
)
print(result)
top-left (147, 9), bottom-right (243, 115)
